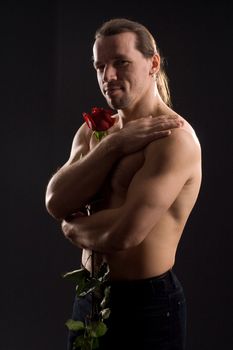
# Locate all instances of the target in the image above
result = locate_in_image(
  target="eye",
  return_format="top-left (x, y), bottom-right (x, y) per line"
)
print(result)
top-left (115, 60), bottom-right (130, 68)
top-left (95, 65), bottom-right (105, 72)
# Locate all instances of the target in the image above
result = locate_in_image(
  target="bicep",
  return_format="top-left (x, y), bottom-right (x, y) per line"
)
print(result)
top-left (113, 132), bottom-right (197, 247)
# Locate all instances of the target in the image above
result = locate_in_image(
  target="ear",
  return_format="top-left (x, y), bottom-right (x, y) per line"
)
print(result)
top-left (150, 54), bottom-right (160, 75)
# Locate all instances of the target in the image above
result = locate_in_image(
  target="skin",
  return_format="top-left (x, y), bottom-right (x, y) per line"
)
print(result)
top-left (47, 32), bottom-right (202, 280)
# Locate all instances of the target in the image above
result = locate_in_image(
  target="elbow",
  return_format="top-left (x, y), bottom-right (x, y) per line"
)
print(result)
top-left (121, 235), bottom-right (142, 250)
top-left (45, 177), bottom-right (65, 219)
top-left (109, 227), bottom-right (143, 252)
top-left (111, 237), bottom-right (141, 252)
top-left (45, 190), bottom-right (86, 221)
top-left (45, 191), bottom-right (66, 220)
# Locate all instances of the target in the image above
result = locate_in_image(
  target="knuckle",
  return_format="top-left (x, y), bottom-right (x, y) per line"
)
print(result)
top-left (62, 223), bottom-right (72, 238)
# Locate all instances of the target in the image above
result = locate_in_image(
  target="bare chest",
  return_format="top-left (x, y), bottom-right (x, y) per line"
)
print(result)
top-left (89, 131), bottom-right (145, 207)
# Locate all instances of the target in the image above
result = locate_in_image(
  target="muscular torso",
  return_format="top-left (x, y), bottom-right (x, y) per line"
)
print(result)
top-left (82, 116), bottom-right (202, 280)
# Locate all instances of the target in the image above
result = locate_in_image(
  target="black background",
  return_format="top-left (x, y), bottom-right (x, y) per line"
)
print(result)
top-left (1, 0), bottom-right (233, 349)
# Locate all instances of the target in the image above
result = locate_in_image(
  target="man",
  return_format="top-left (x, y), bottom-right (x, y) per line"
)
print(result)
top-left (45, 18), bottom-right (202, 349)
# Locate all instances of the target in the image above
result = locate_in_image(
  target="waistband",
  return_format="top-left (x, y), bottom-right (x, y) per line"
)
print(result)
top-left (108, 269), bottom-right (181, 297)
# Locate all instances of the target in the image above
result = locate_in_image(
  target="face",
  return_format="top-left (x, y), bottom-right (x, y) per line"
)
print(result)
top-left (93, 32), bottom-right (156, 110)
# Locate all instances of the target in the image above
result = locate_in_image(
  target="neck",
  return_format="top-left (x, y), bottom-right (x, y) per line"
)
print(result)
top-left (117, 93), bottom-right (172, 126)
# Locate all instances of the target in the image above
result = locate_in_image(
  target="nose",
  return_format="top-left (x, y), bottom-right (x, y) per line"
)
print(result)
top-left (102, 64), bottom-right (117, 83)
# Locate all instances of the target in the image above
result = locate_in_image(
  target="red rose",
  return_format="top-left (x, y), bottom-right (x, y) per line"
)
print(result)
top-left (82, 107), bottom-right (115, 132)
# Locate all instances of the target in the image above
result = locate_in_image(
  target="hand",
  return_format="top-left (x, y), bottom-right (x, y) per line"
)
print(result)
top-left (116, 114), bottom-right (183, 155)
top-left (65, 210), bottom-right (87, 222)
top-left (61, 219), bottom-right (77, 244)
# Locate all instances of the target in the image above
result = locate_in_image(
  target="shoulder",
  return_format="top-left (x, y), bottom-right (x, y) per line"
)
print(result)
top-left (66, 122), bottom-right (92, 162)
top-left (147, 114), bottom-right (201, 154)
top-left (71, 122), bottom-right (92, 149)
top-left (144, 125), bottom-right (201, 172)
top-left (74, 121), bottom-right (92, 140)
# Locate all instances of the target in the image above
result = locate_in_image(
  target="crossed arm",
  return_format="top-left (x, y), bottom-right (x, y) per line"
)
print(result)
top-left (45, 123), bottom-right (124, 219)
top-left (62, 129), bottom-right (198, 253)
top-left (46, 115), bottom-right (183, 220)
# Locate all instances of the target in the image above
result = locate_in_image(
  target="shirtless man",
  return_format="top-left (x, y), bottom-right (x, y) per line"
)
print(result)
top-left (45, 18), bottom-right (201, 350)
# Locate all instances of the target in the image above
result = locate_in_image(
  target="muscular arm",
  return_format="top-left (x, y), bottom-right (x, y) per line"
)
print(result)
top-left (45, 123), bottom-right (122, 220)
top-left (62, 129), bottom-right (201, 252)
top-left (46, 115), bottom-right (183, 220)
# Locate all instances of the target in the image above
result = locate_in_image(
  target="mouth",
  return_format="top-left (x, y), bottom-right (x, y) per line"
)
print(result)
top-left (105, 87), bottom-right (123, 96)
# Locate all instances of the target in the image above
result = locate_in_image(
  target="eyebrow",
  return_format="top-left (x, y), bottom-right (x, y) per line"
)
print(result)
top-left (92, 54), bottom-right (130, 68)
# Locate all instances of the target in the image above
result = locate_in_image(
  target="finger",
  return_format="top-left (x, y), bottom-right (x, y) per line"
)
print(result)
top-left (149, 121), bottom-right (181, 131)
top-left (61, 220), bottom-right (70, 238)
top-left (154, 115), bottom-right (182, 124)
top-left (156, 114), bottom-right (180, 120)
top-left (152, 130), bottom-right (171, 138)
top-left (164, 120), bottom-right (183, 128)
top-left (146, 116), bottom-right (182, 126)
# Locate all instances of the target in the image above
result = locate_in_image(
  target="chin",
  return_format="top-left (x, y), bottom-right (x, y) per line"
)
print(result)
top-left (107, 97), bottom-right (130, 110)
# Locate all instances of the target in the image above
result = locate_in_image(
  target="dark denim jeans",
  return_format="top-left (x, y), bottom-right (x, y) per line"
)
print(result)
top-left (67, 269), bottom-right (186, 350)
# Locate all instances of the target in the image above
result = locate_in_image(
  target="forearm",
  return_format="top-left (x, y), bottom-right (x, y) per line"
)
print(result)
top-left (62, 201), bottom-right (156, 254)
top-left (46, 133), bottom-right (122, 220)
top-left (62, 207), bottom-right (124, 253)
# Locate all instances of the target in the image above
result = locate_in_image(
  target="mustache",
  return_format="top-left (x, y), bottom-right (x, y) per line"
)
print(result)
top-left (103, 82), bottom-right (123, 92)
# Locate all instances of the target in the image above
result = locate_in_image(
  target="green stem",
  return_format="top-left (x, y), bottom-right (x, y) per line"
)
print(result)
top-left (94, 131), bottom-right (107, 141)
